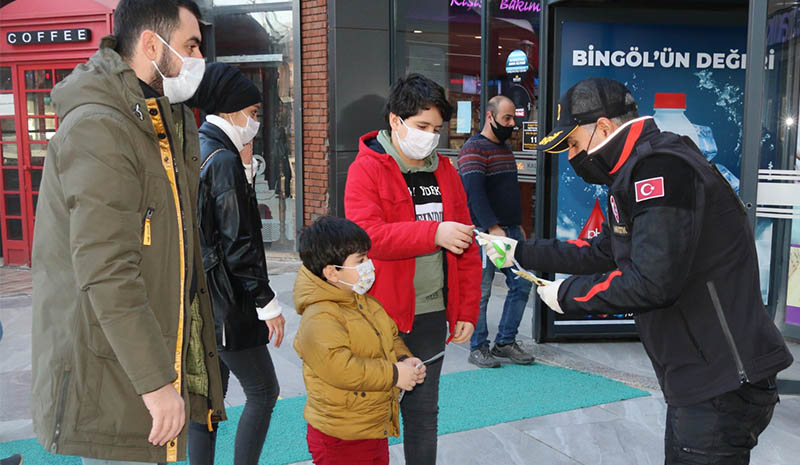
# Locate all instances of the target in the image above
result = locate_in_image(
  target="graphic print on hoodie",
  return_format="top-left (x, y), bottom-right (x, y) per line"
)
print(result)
top-left (404, 172), bottom-right (443, 222)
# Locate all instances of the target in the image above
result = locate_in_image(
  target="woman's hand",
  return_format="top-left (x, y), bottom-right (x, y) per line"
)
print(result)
top-left (265, 314), bottom-right (285, 348)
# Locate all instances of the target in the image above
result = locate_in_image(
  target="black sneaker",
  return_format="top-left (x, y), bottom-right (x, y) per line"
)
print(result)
top-left (0, 454), bottom-right (22, 465)
top-left (491, 342), bottom-right (535, 365)
top-left (468, 346), bottom-right (501, 368)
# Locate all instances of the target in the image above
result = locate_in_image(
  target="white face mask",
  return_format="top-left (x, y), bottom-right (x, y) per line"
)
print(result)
top-left (335, 259), bottom-right (376, 295)
top-left (151, 33), bottom-right (205, 103)
top-left (397, 118), bottom-right (439, 160)
top-left (229, 111), bottom-right (260, 147)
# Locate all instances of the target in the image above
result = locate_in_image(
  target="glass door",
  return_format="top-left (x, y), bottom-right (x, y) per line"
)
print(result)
top-left (5, 64), bottom-right (75, 265)
top-left (757, 3), bottom-right (800, 338)
top-left (0, 65), bottom-right (22, 264)
top-left (211, 7), bottom-right (298, 252)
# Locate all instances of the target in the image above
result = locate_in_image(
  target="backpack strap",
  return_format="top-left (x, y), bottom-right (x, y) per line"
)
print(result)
top-left (200, 148), bottom-right (226, 171)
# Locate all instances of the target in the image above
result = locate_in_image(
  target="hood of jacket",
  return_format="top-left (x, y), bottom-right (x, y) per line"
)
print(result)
top-left (52, 35), bottom-right (161, 136)
top-left (294, 265), bottom-right (358, 315)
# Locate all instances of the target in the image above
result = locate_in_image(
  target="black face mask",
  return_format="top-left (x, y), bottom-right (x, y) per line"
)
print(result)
top-left (569, 150), bottom-right (615, 185)
top-left (490, 117), bottom-right (515, 143)
top-left (568, 126), bottom-right (614, 185)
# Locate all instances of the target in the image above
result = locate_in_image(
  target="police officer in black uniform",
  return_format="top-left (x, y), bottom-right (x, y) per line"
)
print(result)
top-left (480, 78), bottom-right (794, 464)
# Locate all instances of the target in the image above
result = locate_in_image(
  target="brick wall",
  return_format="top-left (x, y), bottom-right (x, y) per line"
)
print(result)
top-left (300, 0), bottom-right (329, 225)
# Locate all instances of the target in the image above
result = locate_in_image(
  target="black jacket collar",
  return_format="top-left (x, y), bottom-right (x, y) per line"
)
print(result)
top-left (588, 116), bottom-right (659, 184)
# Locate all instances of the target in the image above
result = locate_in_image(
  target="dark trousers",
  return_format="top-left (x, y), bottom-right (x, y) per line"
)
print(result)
top-left (188, 344), bottom-right (280, 465)
top-left (664, 376), bottom-right (778, 465)
top-left (307, 423), bottom-right (389, 465)
top-left (398, 310), bottom-right (447, 465)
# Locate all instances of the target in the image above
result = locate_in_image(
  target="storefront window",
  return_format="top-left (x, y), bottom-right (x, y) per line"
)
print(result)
top-left (0, 67), bottom-right (12, 90)
top-left (760, 3), bottom-right (800, 333)
top-left (487, 1), bottom-right (540, 153)
top-left (212, 7), bottom-right (297, 251)
top-left (24, 69), bottom-right (51, 89)
top-left (1, 119), bottom-right (15, 142)
top-left (210, 0), bottom-right (286, 5)
top-left (394, 0), bottom-right (482, 151)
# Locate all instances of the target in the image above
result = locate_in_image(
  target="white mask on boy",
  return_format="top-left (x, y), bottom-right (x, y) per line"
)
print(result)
top-left (397, 118), bottom-right (439, 160)
top-left (335, 259), bottom-right (376, 295)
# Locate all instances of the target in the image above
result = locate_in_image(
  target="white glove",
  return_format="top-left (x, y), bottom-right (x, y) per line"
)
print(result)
top-left (256, 297), bottom-right (283, 320)
top-left (476, 232), bottom-right (517, 269)
top-left (536, 279), bottom-right (565, 314)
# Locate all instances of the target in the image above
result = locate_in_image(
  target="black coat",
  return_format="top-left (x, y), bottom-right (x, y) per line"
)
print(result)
top-left (197, 122), bottom-right (275, 351)
top-left (517, 118), bottom-right (793, 406)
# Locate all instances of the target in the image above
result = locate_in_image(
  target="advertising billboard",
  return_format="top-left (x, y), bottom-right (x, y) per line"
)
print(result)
top-left (550, 17), bottom-right (749, 333)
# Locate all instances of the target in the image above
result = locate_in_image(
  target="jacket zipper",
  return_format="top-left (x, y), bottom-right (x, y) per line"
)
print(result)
top-left (706, 281), bottom-right (749, 384)
top-left (50, 368), bottom-right (72, 453)
top-left (142, 207), bottom-right (154, 246)
top-left (356, 296), bottom-right (394, 429)
top-left (147, 99), bottom-right (187, 463)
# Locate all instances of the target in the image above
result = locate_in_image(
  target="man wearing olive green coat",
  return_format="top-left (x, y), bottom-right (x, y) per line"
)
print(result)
top-left (31, 1), bottom-right (225, 463)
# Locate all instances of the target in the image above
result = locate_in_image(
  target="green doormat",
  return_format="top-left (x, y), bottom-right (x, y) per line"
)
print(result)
top-left (0, 364), bottom-right (648, 465)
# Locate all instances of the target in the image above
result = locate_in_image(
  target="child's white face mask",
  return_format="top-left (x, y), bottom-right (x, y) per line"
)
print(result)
top-left (335, 259), bottom-right (375, 295)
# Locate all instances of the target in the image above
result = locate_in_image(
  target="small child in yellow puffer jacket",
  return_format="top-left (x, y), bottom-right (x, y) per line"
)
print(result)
top-left (293, 216), bottom-right (426, 465)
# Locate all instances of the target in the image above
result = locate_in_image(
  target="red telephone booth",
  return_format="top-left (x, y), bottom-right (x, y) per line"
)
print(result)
top-left (0, 0), bottom-right (117, 266)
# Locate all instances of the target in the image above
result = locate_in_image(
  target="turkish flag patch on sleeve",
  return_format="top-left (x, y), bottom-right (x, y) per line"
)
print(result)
top-left (634, 177), bottom-right (665, 202)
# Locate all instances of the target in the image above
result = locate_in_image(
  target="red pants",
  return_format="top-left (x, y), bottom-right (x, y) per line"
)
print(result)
top-left (306, 423), bottom-right (389, 465)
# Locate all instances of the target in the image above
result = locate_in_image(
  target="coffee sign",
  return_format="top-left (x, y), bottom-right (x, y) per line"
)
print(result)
top-left (7, 28), bottom-right (91, 45)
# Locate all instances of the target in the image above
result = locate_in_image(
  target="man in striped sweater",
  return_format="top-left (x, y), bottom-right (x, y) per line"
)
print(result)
top-left (458, 95), bottom-right (534, 368)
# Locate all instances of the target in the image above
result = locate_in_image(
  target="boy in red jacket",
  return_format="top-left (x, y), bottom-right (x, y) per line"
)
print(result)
top-left (344, 73), bottom-right (482, 465)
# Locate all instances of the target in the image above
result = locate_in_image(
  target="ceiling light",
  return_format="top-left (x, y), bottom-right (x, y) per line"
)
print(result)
top-left (413, 30), bottom-right (423, 34)
top-left (474, 35), bottom-right (481, 39)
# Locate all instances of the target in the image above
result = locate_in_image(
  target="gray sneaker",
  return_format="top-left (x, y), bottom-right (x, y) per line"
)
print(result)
top-left (491, 341), bottom-right (535, 365)
top-left (468, 346), bottom-right (501, 368)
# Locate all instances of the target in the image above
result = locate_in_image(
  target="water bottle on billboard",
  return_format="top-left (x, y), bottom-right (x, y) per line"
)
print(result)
top-left (652, 92), bottom-right (740, 193)
top-left (652, 93), bottom-right (699, 145)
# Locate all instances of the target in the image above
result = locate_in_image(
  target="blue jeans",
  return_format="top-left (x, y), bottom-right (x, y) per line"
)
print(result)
top-left (470, 225), bottom-right (533, 352)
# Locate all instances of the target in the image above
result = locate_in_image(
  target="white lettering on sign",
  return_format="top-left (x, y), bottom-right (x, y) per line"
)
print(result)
top-left (6, 28), bottom-right (92, 46)
top-left (450, 0), bottom-right (541, 12)
top-left (572, 45), bottom-right (775, 71)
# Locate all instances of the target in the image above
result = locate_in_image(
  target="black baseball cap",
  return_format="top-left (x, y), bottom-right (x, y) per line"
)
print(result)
top-left (537, 78), bottom-right (638, 153)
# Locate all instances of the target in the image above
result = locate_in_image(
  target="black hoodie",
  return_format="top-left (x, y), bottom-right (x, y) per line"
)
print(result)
top-left (516, 117), bottom-right (793, 406)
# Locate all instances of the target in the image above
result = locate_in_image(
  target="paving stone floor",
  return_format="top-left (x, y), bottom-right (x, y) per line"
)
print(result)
top-left (2, 261), bottom-right (798, 464)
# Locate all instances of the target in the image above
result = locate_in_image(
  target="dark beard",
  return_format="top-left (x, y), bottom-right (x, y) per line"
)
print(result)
top-left (148, 45), bottom-right (175, 95)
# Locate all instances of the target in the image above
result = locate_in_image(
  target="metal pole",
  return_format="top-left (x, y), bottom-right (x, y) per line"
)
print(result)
top-left (740, 0), bottom-right (768, 230)
top-left (480, 1), bottom-right (488, 128)
top-left (292, 0), bottom-right (303, 239)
